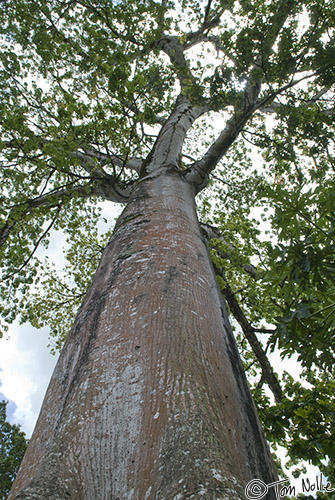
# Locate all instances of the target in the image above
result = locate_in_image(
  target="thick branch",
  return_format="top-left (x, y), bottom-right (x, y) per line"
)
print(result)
top-left (0, 179), bottom-right (132, 250)
top-left (184, 107), bottom-right (256, 191)
top-left (200, 223), bottom-right (258, 279)
top-left (200, 223), bottom-right (281, 401)
top-left (4, 137), bottom-right (143, 176)
top-left (221, 279), bottom-right (282, 403)
top-left (145, 94), bottom-right (208, 172)
top-left (24, 178), bottom-right (134, 205)
top-left (183, 0), bottom-right (302, 191)
top-left (74, 148), bottom-right (143, 175)
top-left (185, 69), bottom-right (320, 191)
top-left (156, 35), bottom-right (196, 89)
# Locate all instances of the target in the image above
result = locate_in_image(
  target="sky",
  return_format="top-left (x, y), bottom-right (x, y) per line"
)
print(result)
top-left (0, 322), bottom-right (301, 439)
top-left (0, 201), bottom-right (122, 437)
top-left (0, 322), bottom-right (58, 437)
top-left (0, 174), bottom-right (324, 497)
top-left (0, 196), bottom-right (323, 498)
top-left (0, 305), bottom-right (322, 499)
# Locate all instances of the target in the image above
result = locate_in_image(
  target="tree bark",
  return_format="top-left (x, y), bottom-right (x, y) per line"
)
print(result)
top-left (8, 169), bottom-right (278, 499)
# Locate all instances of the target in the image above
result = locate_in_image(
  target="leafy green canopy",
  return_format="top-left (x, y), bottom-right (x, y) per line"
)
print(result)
top-left (0, 401), bottom-right (27, 500)
top-left (0, 0), bottom-right (335, 487)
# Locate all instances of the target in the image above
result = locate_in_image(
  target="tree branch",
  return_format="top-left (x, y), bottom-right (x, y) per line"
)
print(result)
top-left (183, 106), bottom-right (257, 191)
top-left (258, 83), bottom-right (335, 115)
top-left (184, 9), bottom-right (224, 49)
top-left (185, 68), bottom-right (320, 192)
top-left (73, 148), bottom-right (142, 175)
top-left (221, 278), bottom-right (282, 403)
top-left (155, 34), bottom-right (200, 92)
top-left (200, 222), bottom-right (281, 401)
top-left (186, 34), bottom-right (238, 66)
top-left (0, 178), bottom-right (132, 252)
top-left (145, 94), bottom-right (208, 172)
top-left (200, 223), bottom-right (258, 279)
top-left (2, 207), bottom-right (61, 282)
top-left (4, 137), bottom-right (143, 177)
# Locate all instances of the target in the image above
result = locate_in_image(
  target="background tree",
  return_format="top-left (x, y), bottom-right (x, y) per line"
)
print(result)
top-left (0, 401), bottom-right (27, 500)
top-left (0, 0), bottom-right (334, 498)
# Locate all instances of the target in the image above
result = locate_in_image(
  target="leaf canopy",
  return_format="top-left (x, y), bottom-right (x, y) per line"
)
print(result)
top-left (0, 401), bottom-right (28, 500)
top-left (1, 0), bottom-right (335, 488)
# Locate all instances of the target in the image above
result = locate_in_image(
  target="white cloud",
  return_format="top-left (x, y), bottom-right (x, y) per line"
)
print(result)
top-left (0, 323), bottom-right (58, 437)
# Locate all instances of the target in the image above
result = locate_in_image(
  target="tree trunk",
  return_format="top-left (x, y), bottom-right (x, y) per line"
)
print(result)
top-left (8, 169), bottom-right (278, 499)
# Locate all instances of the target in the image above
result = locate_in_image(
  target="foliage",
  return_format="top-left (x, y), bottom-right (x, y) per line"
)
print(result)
top-left (19, 205), bottom-right (115, 352)
top-left (201, 136), bottom-right (335, 482)
top-left (256, 372), bottom-right (335, 480)
top-left (0, 0), bottom-right (335, 488)
top-left (263, 181), bottom-right (335, 372)
top-left (202, 142), bottom-right (335, 484)
top-left (0, 401), bottom-right (28, 500)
